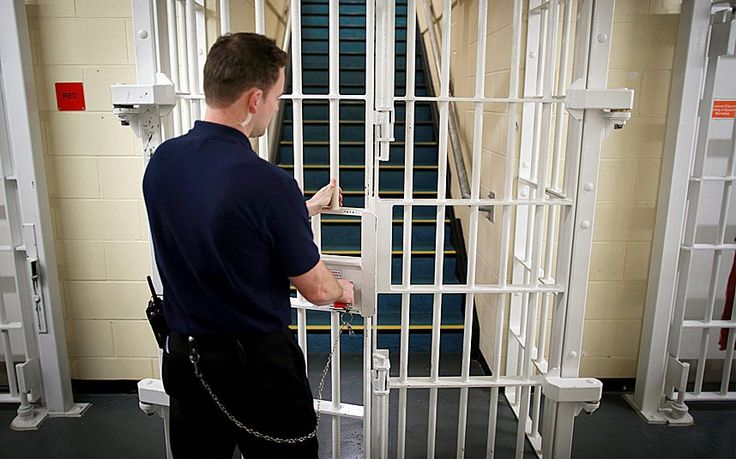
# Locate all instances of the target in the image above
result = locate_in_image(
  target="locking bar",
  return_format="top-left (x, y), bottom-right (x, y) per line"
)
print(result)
top-left (542, 369), bottom-right (602, 416)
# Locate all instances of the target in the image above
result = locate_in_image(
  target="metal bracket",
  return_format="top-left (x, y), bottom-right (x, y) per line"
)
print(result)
top-left (111, 72), bottom-right (176, 158)
top-left (565, 78), bottom-right (635, 140)
top-left (19, 224), bottom-right (47, 334)
top-left (373, 108), bottom-right (395, 162)
top-left (542, 369), bottom-right (603, 416)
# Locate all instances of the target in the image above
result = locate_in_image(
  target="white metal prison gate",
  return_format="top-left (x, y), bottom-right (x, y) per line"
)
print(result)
top-left (631, 0), bottom-right (736, 425)
top-left (121, 0), bottom-right (632, 457)
top-left (0, 0), bottom-right (88, 430)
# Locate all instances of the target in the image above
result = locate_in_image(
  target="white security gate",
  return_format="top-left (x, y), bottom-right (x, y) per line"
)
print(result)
top-left (0, 0), bottom-right (88, 430)
top-left (119, 0), bottom-right (631, 457)
top-left (631, 0), bottom-right (736, 425)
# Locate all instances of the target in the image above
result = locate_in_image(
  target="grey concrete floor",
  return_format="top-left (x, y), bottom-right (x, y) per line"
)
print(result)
top-left (0, 353), bottom-right (734, 458)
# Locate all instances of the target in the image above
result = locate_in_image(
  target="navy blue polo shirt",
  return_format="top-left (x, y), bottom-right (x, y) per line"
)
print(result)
top-left (142, 120), bottom-right (320, 335)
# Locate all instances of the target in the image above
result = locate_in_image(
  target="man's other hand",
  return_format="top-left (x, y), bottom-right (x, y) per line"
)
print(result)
top-left (306, 178), bottom-right (343, 217)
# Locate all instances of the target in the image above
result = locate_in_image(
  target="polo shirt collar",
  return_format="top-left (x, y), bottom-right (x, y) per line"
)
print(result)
top-left (192, 120), bottom-right (252, 148)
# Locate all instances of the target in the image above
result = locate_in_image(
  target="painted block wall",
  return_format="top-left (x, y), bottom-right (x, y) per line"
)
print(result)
top-left (421, 0), bottom-right (680, 378)
top-left (25, 0), bottom-right (681, 380)
top-left (25, 0), bottom-right (287, 379)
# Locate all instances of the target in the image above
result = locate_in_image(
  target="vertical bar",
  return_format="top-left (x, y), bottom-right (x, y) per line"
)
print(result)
top-left (427, 1), bottom-right (451, 456)
top-left (219, 0), bottom-right (230, 34)
top-left (364, 0), bottom-right (376, 203)
top-left (176, 0), bottom-right (192, 131)
top-left (330, 310), bottom-right (341, 458)
top-left (166, 0), bottom-right (183, 136)
top-left (290, 0), bottom-right (304, 190)
top-left (255, 0), bottom-right (265, 34)
top-left (545, 1), bottom-right (616, 456)
top-left (327, 3), bottom-right (342, 450)
top-left (397, 0), bottom-right (417, 456)
top-left (487, 0), bottom-right (522, 455)
top-left (363, 0), bottom-right (376, 450)
top-left (185, 0), bottom-right (201, 122)
top-left (255, 0), bottom-right (269, 159)
top-left (329, 0), bottom-right (340, 206)
top-left (456, 1), bottom-right (487, 457)
top-left (0, 282), bottom-right (19, 397)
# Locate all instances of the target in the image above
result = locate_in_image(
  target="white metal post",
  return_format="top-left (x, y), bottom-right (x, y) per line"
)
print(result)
top-left (0, 0), bottom-right (89, 426)
top-left (543, 1), bottom-right (617, 456)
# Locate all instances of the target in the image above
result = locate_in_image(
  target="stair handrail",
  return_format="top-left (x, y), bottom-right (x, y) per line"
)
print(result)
top-left (418, 0), bottom-right (493, 219)
top-left (268, 7), bottom-right (291, 163)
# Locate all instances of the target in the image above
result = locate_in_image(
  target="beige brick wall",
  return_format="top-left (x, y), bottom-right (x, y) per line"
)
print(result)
top-left (421, 0), bottom-right (680, 378)
top-left (26, 0), bottom-right (287, 380)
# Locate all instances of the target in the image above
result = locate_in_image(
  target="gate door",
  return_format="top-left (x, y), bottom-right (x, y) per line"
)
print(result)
top-left (370, 0), bottom-right (632, 457)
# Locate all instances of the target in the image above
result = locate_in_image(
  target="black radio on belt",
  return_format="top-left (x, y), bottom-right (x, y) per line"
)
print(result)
top-left (146, 276), bottom-right (169, 349)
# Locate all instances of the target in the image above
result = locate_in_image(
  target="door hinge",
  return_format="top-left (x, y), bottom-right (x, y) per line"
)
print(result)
top-left (565, 78), bottom-right (635, 139)
top-left (542, 368), bottom-right (603, 416)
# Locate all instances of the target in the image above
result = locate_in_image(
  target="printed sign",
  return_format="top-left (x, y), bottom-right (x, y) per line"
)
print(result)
top-left (55, 82), bottom-right (85, 111)
top-left (712, 100), bottom-right (736, 119)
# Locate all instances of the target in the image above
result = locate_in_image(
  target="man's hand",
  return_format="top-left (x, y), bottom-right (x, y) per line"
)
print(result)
top-left (306, 178), bottom-right (343, 217)
top-left (336, 279), bottom-right (354, 305)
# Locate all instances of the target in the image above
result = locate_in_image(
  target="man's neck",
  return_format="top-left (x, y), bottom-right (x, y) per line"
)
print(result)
top-left (203, 107), bottom-right (253, 137)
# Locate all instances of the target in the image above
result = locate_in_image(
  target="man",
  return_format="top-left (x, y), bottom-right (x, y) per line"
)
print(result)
top-left (143, 32), bottom-right (352, 458)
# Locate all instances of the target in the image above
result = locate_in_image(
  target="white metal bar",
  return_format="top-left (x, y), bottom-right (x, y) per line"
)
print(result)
top-left (682, 244), bottom-right (736, 251)
top-left (488, 0), bottom-right (523, 454)
top-left (255, 0), bottom-right (265, 34)
top-left (166, 0), bottom-right (183, 136)
top-left (391, 375), bottom-right (543, 389)
top-left (290, 0), bottom-right (304, 190)
top-left (456, 1), bottom-right (487, 456)
top-left (363, 0), bottom-right (376, 451)
top-left (185, 0), bottom-right (201, 122)
top-left (255, 0), bottom-right (269, 159)
top-left (219, 0), bottom-right (230, 34)
top-left (427, 0), bottom-right (452, 455)
top-left (330, 311), bottom-right (341, 458)
top-left (397, 0), bottom-right (417, 456)
top-left (328, 0), bottom-right (340, 206)
top-left (176, 0), bottom-right (192, 130)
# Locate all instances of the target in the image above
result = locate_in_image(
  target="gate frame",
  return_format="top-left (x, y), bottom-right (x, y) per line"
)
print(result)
top-left (630, 0), bottom-right (736, 424)
top-left (0, 0), bottom-right (89, 430)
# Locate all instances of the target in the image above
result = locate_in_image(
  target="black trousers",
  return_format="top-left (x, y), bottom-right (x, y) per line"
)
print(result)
top-left (162, 329), bottom-right (319, 459)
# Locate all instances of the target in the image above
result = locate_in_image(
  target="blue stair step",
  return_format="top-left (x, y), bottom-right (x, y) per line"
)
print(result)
top-left (318, 221), bottom-right (453, 252)
top-left (281, 120), bottom-right (434, 141)
top-left (277, 144), bottom-right (439, 166)
top-left (283, 102), bottom-right (433, 121)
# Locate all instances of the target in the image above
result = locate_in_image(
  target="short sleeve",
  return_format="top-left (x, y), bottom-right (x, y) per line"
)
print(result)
top-left (262, 177), bottom-right (320, 277)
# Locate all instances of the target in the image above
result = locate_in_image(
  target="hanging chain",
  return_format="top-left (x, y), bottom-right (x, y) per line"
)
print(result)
top-left (189, 311), bottom-right (356, 444)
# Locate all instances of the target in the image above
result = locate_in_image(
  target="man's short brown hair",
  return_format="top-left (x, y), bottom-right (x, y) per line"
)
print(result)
top-left (203, 32), bottom-right (288, 108)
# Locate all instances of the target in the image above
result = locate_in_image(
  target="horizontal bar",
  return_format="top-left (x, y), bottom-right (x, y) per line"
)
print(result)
top-left (681, 244), bottom-right (736, 251)
top-left (289, 324), bottom-right (465, 331)
top-left (681, 392), bottom-right (736, 402)
top-left (517, 176), bottom-right (568, 200)
top-left (690, 176), bottom-right (735, 182)
top-left (389, 375), bottom-right (544, 389)
top-left (396, 96), bottom-right (565, 104)
top-left (682, 320), bottom-right (736, 329)
top-left (381, 198), bottom-right (573, 206)
top-left (387, 285), bottom-right (563, 294)
top-left (0, 322), bottom-right (22, 331)
top-left (0, 394), bottom-right (21, 403)
top-left (314, 400), bottom-right (364, 419)
top-left (175, 93), bottom-right (369, 102)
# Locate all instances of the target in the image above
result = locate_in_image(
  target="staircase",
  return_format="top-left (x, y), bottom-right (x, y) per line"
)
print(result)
top-left (279, 0), bottom-right (467, 353)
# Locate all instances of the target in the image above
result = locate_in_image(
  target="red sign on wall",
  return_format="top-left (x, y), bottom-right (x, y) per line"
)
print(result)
top-left (55, 82), bottom-right (86, 111)
top-left (712, 100), bottom-right (736, 119)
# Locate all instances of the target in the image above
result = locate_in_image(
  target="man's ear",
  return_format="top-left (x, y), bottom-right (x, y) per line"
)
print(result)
top-left (248, 89), bottom-right (263, 113)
